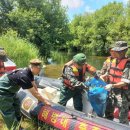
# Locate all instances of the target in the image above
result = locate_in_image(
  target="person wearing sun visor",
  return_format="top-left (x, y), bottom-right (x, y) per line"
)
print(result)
top-left (58, 53), bottom-right (97, 111)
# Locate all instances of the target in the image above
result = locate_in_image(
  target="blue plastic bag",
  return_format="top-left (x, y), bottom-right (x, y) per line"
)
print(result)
top-left (85, 77), bottom-right (108, 117)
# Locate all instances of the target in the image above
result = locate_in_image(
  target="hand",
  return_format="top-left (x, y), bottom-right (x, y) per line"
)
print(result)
top-left (44, 100), bottom-right (51, 106)
top-left (80, 82), bottom-right (89, 90)
top-left (100, 73), bottom-right (109, 81)
top-left (94, 75), bottom-right (99, 79)
top-left (75, 82), bottom-right (89, 91)
top-left (94, 71), bottom-right (100, 79)
top-left (105, 84), bottom-right (113, 91)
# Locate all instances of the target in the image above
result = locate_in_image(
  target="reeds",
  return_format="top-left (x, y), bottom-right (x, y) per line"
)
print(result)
top-left (0, 29), bottom-right (41, 67)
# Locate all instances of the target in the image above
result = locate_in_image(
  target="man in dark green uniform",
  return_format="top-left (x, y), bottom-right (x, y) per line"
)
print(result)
top-left (0, 59), bottom-right (50, 130)
top-left (58, 53), bottom-right (97, 111)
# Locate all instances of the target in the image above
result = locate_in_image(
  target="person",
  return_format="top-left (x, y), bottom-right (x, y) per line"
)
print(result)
top-left (101, 41), bottom-right (130, 125)
top-left (0, 48), bottom-right (7, 76)
top-left (58, 53), bottom-right (97, 111)
top-left (100, 46), bottom-right (117, 82)
top-left (0, 59), bottom-right (51, 130)
top-left (100, 48), bottom-right (115, 75)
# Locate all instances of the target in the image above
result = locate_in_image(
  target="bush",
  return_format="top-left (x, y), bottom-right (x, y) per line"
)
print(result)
top-left (0, 29), bottom-right (41, 67)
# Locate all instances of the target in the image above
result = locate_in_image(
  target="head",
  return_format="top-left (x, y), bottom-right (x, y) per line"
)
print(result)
top-left (0, 49), bottom-right (7, 62)
top-left (29, 59), bottom-right (42, 75)
top-left (111, 41), bottom-right (129, 59)
top-left (109, 47), bottom-right (116, 58)
top-left (73, 53), bottom-right (86, 66)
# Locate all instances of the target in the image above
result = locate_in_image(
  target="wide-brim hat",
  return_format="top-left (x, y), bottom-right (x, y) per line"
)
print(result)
top-left (111, 41), bottom-right (130, 51)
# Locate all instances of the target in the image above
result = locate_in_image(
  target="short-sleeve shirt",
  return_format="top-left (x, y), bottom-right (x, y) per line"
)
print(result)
top-left (7, 67), bottom-right (34, 89)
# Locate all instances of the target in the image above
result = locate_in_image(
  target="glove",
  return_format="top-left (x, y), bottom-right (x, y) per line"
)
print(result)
top-left (105, 84), bottom-right (113, 91)
top-left (75, 82), bottom-right (89, 90)
top-left (94, 75), bottom-right (99, 79)
top-left (94, 71), bottom-right (100, 79)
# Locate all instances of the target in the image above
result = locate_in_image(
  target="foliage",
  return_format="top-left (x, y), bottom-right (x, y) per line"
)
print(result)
top-left (0, 29), bottom-right (40, 67)
top-left (68, 2), bottom-right (130, 56)
top-left (1, 1), bottom-right (130, 56)
top-left (0, 0), bottom-right (70, 58)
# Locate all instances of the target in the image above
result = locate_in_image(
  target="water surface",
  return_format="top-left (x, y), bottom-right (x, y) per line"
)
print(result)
top-left (44, 52), bottom-right (106, 78)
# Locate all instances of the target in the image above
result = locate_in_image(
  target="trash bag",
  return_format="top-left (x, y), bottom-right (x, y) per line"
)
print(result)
top-left (85, 77), bottom-right (108, 117)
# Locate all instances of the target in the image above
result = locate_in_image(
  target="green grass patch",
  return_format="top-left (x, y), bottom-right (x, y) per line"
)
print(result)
top-left (0, 114), bottom-right (59, 130)
top-left (0, 29), bottom-right (42, 67)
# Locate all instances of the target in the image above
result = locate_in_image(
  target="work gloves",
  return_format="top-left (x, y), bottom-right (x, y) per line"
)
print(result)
top-left (105, 84), bottom-right (113, 91)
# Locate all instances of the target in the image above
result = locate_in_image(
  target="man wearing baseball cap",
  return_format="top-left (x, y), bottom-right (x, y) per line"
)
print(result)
top-left (58, 53), bottom-right (97, 111)
top-left (0, 58), bottom-right (51, 130)
top-left (101, 41), bottom-right (130, 125)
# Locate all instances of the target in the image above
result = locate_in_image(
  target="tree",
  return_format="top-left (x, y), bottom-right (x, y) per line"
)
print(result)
top-left (68, 2), bottom-right (127, 56)
top-left (0, 0), bottom-right (70, 58)
top-left (0, 0), bottom-right (15, 33)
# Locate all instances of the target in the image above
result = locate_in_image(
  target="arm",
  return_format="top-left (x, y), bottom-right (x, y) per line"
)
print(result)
top-left (112, 82), bottom-right (128, 88)
top-left (105, 62), bottom-right (130, 91)
top-left (114, 62), bottom-right (130, 88)
top-left (86, 64), bottom-right (96, 76)
top-left (105, 81), bottom-right (128, 91)
top-left (64, 66), bottom-right (82, 87)
top-left (99, 58), bottom-right (111, 81)
top-left (99, 61), bottom-right (109, 81)
top-left (28, 86), bottom-right (51, 106)
top-left (100, 61), bottom-right (108, 75)
top-left (100, 72), bottom-right (109, 82)
top-left (32, 81), bottom-right (38, 92)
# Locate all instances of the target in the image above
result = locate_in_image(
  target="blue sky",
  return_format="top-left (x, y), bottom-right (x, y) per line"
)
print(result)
top-left (61, 0), bottom-right (128, 20)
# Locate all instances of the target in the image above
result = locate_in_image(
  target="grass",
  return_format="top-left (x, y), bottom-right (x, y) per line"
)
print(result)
top-left (0, 30), bottom-right (47, 130)
top-left (0, 30), bottom-right (59, 129)
top-left (0, 29), bottom-right (42, 68)
top-left (0, 115), bottom-right (4, 130)
top-left (0, 115), bottom-right (37, 130)
top-left (0, 114), bottom-right (59, 130)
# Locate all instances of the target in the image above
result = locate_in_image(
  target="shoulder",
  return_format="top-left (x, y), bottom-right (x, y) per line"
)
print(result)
top-left (19, 68), bottom-right (29, 74)
top-left (21, 68), bottom-right (34, 77)
top-left (64, 66), bottom-right (73, 71)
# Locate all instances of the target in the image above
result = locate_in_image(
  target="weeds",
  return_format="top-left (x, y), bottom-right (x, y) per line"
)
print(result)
top-left (0, 29), bottom-right (43, 68)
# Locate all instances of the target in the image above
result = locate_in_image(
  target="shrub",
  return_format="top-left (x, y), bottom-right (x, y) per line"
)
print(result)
top-left (0, 29), bottom-right (41, 67)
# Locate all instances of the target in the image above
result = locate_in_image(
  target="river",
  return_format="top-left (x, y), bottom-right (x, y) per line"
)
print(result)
top-left (44, 52), bottom-right (106, 78)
